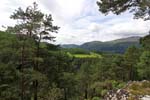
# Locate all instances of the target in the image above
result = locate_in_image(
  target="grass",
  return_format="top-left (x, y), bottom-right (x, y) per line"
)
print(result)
top-left (67, 52), bottom-right (102, 58)
top-left (127, 81), bottom-right (150, 96)
top-left (73, 52), bottom-right (102, 58)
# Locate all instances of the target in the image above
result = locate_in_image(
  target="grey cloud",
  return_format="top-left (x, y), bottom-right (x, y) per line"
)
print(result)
top-left (39, 0), bottom-right (59, 12)
top-left (0, 0), bottom-right (150, 44)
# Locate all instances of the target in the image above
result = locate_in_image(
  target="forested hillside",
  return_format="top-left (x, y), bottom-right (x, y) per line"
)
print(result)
top-left (62, 36), bottom-right (140, 53)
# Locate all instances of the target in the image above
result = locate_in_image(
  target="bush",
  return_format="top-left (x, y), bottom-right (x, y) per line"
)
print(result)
top-left (92, 97), bottom-right (101, 100)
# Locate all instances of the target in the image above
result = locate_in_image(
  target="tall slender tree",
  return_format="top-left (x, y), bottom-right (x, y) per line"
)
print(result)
top-left (8, 2), bottom-right (59, 100)
top-left (124, 46), bottom-right (140, 81)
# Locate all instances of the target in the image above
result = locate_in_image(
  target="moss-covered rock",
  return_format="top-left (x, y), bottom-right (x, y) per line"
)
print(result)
top-left (104, 80), bottom-right (150, 100)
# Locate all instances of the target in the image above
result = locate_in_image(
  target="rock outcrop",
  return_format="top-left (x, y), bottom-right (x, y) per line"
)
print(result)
top-left (104, 81), bottom-right (150, 100)
top-left (104, 89), bottom-right (129, 100)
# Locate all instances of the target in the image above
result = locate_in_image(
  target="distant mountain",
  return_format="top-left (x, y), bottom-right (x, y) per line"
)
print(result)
top-left (61, 44), bottom-right (79, 48)
top-left (61, 36), bottom-right (141, 53)
top-left (108, 36), bottom-right (140, 43)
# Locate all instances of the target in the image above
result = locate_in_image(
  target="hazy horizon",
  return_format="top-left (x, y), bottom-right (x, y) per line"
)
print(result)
top-left (61, 35), bottom-right (142, 45)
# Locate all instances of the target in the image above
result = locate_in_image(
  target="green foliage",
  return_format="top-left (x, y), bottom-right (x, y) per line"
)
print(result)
top-left (92, 97), bottom-right (101, 100)
top-left (138, 51), bottom-right (150, 80)
top-left (63, 48), bottom-right (90, 54)
top-left (5, 2), bottom-right (60, 100)
top-left (97, 0), bottom-right (150, 20)
top-left (73, 52), bottom-right (102, 58)
top-left (0, 30), bottom-right (150, 99)
top-left (127, 81), bottom-right (150, 95)
top-left (0, 64), bottom-right (20, 100)
top-left (124, 46), bottom-right (141, 81)
top-left (140, 35), bottom-right (150, 50)
top-left (0, 1), bottom-right (150, 99)
top-left (39, 84), bottom-right (63, 100)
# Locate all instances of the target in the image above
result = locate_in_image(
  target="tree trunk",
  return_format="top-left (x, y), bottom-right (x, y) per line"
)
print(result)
top-left (129, 66), bottom-right (134, 81)
top-left (33, 80), bottom-right (38, 100)
top-left (21, 71), bottom-right (24, 100)
top-left (84, 89), bottom-right (88, 99)
top-left (33, 35), bottom-right (41, 100)
top-left (64, 88), bottom-right (67, 100)
top-left (21, 39), bottom-right (25, 100)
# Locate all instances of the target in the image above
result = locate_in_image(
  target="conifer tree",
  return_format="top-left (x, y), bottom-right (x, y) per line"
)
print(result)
top-left (97, 0), bottom-right (150, 20)
top-left (8, 2), bottom-right (59, 100)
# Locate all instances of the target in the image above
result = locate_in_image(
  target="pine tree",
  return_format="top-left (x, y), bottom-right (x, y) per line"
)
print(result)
top-left (8, 2), bottom-right (59, 100)
top-left (124, 46), bottom-right (140, 81)
top-left (97, 0), bottom-right (150, 20)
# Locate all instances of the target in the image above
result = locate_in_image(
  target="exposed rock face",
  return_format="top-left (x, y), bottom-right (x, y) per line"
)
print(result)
top-left (104, 89), bottom-right (129, 100)
top-left (141, 95), bottom-right (150, 100)
top-left (104, 81), bottom-right (150, 100)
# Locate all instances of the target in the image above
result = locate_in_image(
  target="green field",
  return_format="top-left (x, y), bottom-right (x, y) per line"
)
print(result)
top-left (67, 52), bottom-right (102, 58)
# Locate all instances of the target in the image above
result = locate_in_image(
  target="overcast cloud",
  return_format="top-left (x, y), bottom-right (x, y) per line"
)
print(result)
top-left (0, 0), bottom-right (150, 44)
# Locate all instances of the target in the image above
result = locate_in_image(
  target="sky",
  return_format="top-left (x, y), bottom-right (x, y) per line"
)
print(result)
top-left (0, 0), bottom-right (150, 44)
